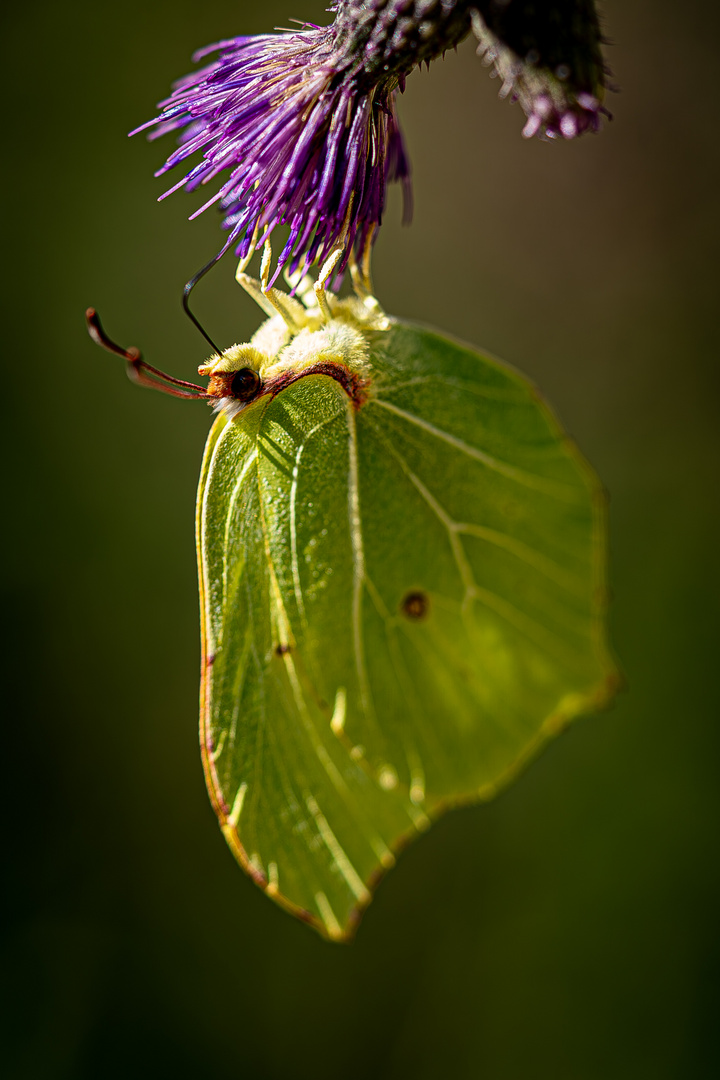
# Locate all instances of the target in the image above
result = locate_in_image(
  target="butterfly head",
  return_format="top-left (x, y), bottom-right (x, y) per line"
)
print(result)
top-left (199, 345), bottom-right (268, 415)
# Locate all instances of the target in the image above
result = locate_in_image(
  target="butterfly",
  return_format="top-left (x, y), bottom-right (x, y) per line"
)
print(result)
top-left (87, 245), bottom-right (618, 941)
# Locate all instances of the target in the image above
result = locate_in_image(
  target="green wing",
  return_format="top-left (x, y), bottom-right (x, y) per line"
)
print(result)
top-left (197, 320), bottom-right (618, 940)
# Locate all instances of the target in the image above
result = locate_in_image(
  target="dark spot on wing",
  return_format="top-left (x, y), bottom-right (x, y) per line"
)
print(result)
top-left (400, 590), bottom-right (429, 620)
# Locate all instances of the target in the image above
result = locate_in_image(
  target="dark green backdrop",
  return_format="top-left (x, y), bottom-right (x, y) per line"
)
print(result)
top-left (3, 2), bottom-right (718, 1076)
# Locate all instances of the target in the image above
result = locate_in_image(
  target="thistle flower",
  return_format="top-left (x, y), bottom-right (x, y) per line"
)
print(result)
top-left (135, 1), bottom-right (608, 284)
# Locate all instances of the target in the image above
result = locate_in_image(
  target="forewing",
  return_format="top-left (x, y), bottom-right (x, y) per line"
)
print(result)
top-left (198, 321), bottom-right (618, 940)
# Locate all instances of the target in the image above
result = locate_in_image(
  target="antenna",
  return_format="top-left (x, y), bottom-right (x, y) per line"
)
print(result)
top-left (182, 254), bottom-right (225, 356)
top-left (85, 308), bottom-right (208, 400)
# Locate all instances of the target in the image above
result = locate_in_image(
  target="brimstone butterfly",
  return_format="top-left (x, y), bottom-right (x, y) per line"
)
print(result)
top-left (87, 249), bottom-right (618, 942)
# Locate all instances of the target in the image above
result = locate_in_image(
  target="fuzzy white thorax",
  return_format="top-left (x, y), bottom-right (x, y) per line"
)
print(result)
top-left (205, 291), bottom-right (384, 368)
top-left (201, 262), bottom-right (389, 421)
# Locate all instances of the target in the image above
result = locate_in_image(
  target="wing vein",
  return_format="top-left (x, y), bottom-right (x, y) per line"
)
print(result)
top-left (221, 448), bottom-right (258, 638)
top-left (346, 403), bottom-right (374, 722)
top-left (373, 398), bottom-right (580, 502)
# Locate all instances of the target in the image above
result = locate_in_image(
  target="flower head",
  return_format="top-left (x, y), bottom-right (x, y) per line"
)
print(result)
top-left (133, 29), bottom-right (401, 285)
top-left (135, 1), bottom-right (608, 284)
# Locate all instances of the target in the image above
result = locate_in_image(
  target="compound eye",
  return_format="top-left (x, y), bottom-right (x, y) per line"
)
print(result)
top-left (230, 367), bottom-right (261, 402)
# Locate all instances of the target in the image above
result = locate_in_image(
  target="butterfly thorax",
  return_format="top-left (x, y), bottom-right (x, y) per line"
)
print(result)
top-left (198, 291), bottom-right (388, 419)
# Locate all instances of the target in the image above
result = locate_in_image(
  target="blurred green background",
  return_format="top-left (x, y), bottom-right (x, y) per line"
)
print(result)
top-left (3, 1), bottom-right (718, 1076)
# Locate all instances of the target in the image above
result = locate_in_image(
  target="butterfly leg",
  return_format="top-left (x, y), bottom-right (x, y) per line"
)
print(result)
top-left (234, 238), bottom-right (307, 332)
top-left (283, 267), bottom-right (317, 310)
top-left (348, 245), bottom-right (383, 316)
top-left (259, 242), bottom-right (308, 330)
top-left (314, 245), bottom-right (344, 323)
top-left (314, 194), bottom-right (362, 322)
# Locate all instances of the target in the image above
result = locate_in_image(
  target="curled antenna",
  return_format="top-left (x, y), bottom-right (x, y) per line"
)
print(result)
top-left (183, 254), bottom-right (225, 356)
top-left (85, 308), bottom-right (208, 400)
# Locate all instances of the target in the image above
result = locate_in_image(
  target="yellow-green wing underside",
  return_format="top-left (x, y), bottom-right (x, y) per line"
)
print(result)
top-left (197, 320), bottom-right (618, 940)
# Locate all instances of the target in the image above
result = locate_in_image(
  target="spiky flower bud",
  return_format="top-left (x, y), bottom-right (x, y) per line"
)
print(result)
top-left (471, 0), bottom-right (608, 139)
